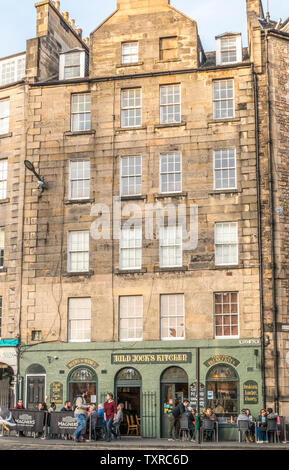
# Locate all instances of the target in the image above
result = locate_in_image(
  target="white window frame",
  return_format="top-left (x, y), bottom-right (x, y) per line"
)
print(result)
top-left (69, 160), bottom-right (90, 200)
top-left (121, 42), bottom-right (139, 64)
top-left (121, 88), bottom-right (142, 128)
top-left (120, 226), bottom-right (142, 271)
top-left (0, 159), bottom-right (8, 200)
top-left (0, 54), bottom-right (26, 86)
top-left (68, 297), bottom-right (91, 343)
top-left (120, 156), bottom-right (142, 197)
top-left (119, 296), bottom-right (143, 342)
top-left (68, 231), bottom-right (90, 273)
top-left (213, 149), bottom-right (237, 190)
top-left (216, 35), bottom-right (242, 66)
top-left (160, 84), bottom-right (181, 124)
top-left (161, 294), bottom-right (185, 341)
top-left (59, 51), bottom-right (86, 80)
top-left (213, 79), bottom-right (234, 120)
top-left (160, 225), bottom-right (182, 268)
top-left (160, 153), bottom-right (182, 194)
top-left (215, 222), bottom-right (238, 266)
top-left (71, 93), bottom-right (91, 132)
top-left (214, 292), bottom-right (240, 339)
top-left (0, 99), bottom-right (10, 135)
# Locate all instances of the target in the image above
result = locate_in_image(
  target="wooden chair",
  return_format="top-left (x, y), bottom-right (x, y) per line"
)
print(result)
top-left (126, 414), bottom-right (138, 435)
top-left (135, 416), bottom-right (141, 436)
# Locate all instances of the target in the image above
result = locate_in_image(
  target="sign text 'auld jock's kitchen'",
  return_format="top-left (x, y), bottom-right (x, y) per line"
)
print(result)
top-left (111, 352), bottom-right (192, 364)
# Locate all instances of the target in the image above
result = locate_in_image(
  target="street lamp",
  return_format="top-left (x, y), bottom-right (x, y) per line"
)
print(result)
top-left (24, 160), bottom-right (48, 194)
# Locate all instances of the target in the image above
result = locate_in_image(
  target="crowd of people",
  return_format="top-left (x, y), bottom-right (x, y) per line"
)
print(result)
top-left (167, 398), bottom-right (282, 444)
top-left (12, 392), bottom-right (124, 443)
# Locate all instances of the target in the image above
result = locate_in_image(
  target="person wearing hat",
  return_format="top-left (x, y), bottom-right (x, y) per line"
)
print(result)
top-left (168, 398), bottom-right (190, 441)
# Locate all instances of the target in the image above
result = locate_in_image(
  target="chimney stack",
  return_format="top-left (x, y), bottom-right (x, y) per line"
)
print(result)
top-left (83, 37), bottom-right (90, 46)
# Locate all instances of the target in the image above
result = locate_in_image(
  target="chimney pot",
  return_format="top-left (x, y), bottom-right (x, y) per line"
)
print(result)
top-left (76, 28), bottom-right (83, 38)
top-left (54, 1), bottom-right (60, 10)
top-left (69, 18), bottom-right (75, 28)
top-left (62, 11), bottom-right (69, 21)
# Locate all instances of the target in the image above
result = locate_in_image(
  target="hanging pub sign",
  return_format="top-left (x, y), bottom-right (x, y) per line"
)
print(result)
top-left (203, 355), bottom-right (240, 368)
top-left (50, 381), bottom-right (64, 404)
top-left (111, 352), bottom-right (192, 364)
top-left (12, 411), bottom-right (46, 433)
top-left (190, 382), bottom-right (205, 408)
top-left (243, 381), bottom-right (259, 405)
top-left (49, 412), bottom-right (78, 435)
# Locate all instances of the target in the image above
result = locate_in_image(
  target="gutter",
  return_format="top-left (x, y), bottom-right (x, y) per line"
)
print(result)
top-left (265, 30), bottom-right (280, 414)
top-left (252, 63), bottom-right (266, 409)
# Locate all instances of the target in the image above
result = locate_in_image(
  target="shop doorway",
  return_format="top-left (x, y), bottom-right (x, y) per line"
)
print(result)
top-left (0, 363), bottom-right (14, 409)
top-left (115, 368), bottom-right (141, 436)
top-left (206, 364), bottom-right (239, 419)
top-left (161, 367), bottom-right (188, 438)
top-left (68, 367), bottom-right (97, 405)
top-left (26, 364), bottom-right (46, 410)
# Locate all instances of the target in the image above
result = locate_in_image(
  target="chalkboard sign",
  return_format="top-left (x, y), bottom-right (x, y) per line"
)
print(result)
top-left (190, 382), bottom-right (205, 408)
top-left (50, 381), bottom-right (64, 404)
top-left (243, 380), bottom-right (258, 405)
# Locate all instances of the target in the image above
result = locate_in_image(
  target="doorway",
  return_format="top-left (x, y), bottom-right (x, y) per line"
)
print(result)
top-left (161, 367), bottom-right (188, 438)
top-left (115, 368), bottom-right (141, 436)
top-left (26, 364), bottom-right (46, 410)
top-left (68, 367), bottom-right (97, 405)
top-left (0, 364), bottom-right (14, 409)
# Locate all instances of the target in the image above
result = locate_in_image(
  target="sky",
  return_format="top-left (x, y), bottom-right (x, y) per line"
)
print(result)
top-left (0, 0), bottom-right (288, 58)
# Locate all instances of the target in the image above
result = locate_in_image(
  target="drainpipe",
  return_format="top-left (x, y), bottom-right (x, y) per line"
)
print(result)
top-left (265, 30), bottom-right (280, 414)
top-left (252, 63), bottom-right (266, 409)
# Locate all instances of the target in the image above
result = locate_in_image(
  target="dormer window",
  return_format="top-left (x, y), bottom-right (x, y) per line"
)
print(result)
top-left (59, 49), bottom-right (88, 80)
top-left (216, 34), bottom-right (242, 66)
top-left (0, 54), bottom-right (26, 86)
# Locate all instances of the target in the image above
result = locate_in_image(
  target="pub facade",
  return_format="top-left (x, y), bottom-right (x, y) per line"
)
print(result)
top-left (1, 0), bottom-right (289, 439)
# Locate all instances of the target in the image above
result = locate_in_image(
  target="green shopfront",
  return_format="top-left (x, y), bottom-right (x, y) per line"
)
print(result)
top-left (19, 339), bottom-right (263, 439)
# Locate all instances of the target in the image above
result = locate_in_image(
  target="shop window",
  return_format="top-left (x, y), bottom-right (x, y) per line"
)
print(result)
top-left (206, 364), bottom-right (239, 417)
top-left (68, 366), bottom-right (97, 404)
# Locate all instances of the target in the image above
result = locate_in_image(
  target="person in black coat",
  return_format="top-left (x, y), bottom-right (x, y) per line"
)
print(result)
top-left (168, 399), bottom-right (190, 441)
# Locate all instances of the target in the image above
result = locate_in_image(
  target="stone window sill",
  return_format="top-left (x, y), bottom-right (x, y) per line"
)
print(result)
top-left (154, 266), bottom-right (188, 273)
top-left (64, 130), bottom-right (96, 137)
top-left (116, 62), bottom-right (144, 68)
top-left (154, 192), bottom-right (187, 200)
top-left (208, 189), bottom-right (242, 195)
top-left (0, 132), bottom-right (12, 139)
top-left (155, 122), bottom-right (186, 129)
top-left (115, 126), bottom-right (147, 132)
top-left (157, 59), bottom-right (181, 64)
top-left (120, 195), bottom-right (147, 202)
top-left (63, 270), bottom-right (94, 277)
top-left (65, 198), bottom-right (95, 205)
top-left (0, 198), bottom-right (10, 205)
top-left (214, 264), bottom-right (243, 270)
top-left (115, 268), bottom-right (147, 275)
top-left (208, 118), bottom-right (240, 125)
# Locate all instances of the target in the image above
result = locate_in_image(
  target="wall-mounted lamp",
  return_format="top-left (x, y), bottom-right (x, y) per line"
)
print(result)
top-left (24, 160), bottom-right (48, 195)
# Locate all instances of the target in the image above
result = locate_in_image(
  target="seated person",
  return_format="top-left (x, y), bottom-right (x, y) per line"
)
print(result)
top-left (237, 409), bottom-right (250, 443)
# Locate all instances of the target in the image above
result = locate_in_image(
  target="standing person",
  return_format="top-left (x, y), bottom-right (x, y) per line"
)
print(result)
top-left (167, 398), bottom-right (190, 442)
top-left (72, 390), bottom-right (90, 443)
top-left (104, 393), bottom-right (117, 442)
top-left (36, 402), bottom-right (48, 439)
top-left (190, 409), bottom-right (200, 443)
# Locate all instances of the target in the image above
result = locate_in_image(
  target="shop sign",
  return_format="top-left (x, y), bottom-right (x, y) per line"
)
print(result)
top-left (190, 382), bottom-right (205, 408)
top-left (203, 355), bottom-right (240, 368)
top-left (111, 352), bottom-right (192, 364)
top-left (0, 348), bottom-right (17, 370)
top-left (66, 358), bottom-right (98, 369)
top-left (243, 380), bottom-right (259, 405)
top-left (49, 412), bottom-right (78, 435)
top-left (12, 411), bottom-right (45, 433)
top-left (50, 381), bottom-right (64, 404)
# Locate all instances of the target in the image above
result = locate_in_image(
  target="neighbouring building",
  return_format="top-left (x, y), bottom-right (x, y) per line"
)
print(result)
top-left (0, 0), bottom-right (288, 439)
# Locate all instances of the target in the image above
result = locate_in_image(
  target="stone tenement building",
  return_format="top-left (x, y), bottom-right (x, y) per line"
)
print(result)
top-left (0, 0), bottom-right (288, 439)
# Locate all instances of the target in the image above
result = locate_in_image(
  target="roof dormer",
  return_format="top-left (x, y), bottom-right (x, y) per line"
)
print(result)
top-left (216, 33), bottom-right (242, 66)
top-left (59, 48), bottom-right (89, 80)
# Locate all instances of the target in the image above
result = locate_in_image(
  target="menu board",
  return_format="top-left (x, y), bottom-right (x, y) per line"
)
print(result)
top-left (190, 382), bottom-right (205, 408)
top-left (243, 381), bottom-right (259, 405)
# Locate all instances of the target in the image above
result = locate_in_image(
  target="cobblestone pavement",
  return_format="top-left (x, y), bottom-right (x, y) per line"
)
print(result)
top-left (0, 436), bottom-right (288, 450)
